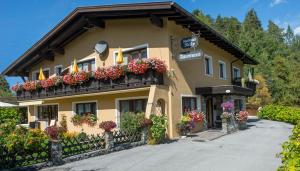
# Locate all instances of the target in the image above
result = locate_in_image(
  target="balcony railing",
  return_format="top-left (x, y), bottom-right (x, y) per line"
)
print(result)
top-left (232, 77), bottom-right (257, 95)
top-left (16, 70), bottom-right (163, 101)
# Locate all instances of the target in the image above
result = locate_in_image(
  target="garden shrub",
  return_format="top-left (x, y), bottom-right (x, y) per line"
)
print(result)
top-left (0, 107), bottom-right (19, 124)
top-left (258, 105), bottom-right (300, 125)
top-left (120, 112), bottom-right (144, 133)
top-left (149, 115), bottom-right (168, 144)
top-left (278, 122), bottom-right (300, 170)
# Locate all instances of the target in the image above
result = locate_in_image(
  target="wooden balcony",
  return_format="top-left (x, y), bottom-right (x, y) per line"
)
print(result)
top-left (16, 70), bottom-right (163, 101)
top-left (232, 77), bottom-right (257, 96)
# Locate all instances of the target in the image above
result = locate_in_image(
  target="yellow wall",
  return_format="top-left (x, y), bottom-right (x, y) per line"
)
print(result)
top-left (28, 90), bottom-right (149, 134)
top-left (25, 18), bottom-right (245, 138)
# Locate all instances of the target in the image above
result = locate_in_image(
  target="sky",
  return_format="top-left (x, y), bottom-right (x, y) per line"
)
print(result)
top-left (1, 0), bottom-right (300, 87)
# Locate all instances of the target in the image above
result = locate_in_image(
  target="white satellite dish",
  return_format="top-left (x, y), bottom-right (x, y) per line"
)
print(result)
top-left (95, 41), bottom-right (108, 55)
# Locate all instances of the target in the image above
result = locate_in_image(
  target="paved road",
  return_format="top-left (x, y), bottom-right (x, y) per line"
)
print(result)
top-left (42, 120), bottom-right (293, 171)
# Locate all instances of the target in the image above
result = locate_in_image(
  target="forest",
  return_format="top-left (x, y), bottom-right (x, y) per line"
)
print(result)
top-left (193, 9), bottom-right (300, 107)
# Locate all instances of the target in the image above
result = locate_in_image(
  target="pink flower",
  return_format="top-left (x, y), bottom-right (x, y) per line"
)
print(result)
top-left (147, 58), bottom-right (167, 73)
top-left (94, 68), bottom-right (109, 80)
top-left (127, 59), bottom-right (149, 74)
top-left (63, 74), bottom-right (76, 85)
top-left (106, 65), bottom-right (124, 80)
top-left (221, 101), bottom-right (234, 111)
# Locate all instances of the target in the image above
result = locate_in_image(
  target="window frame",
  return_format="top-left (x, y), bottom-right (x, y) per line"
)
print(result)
top-left (32, 68), bottom-right (50, 81)
top-left (115, 96), bottom-right (148, 128)
top-left (54, 65), bottom-right (63, 76)
top-left (72, 100), bottom-right (98, 117)
top-left (204, 54), bottom-right (213, 76)
top-left (113, 44), bottom-right (149, 65)
top-left (218, 60), bottom-right (227, 80)
top-left (232, 66), bottom-right (241, 80)
top-left (180, 94), bottom-right (201, 115)
top-left (34, 103), bottom-right (59, 121)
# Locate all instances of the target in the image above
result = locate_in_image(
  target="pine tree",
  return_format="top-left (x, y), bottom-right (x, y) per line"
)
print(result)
top-left (243, 9), bottom-right (263, 32)
top-left (0, 75), bottom-right (12, 97)
top-left (192, 9), bottom-right (213, 26)
top-left (267, 20), bottom-right (284, 43)
top-left (285, 25), bottom-right (295, 46)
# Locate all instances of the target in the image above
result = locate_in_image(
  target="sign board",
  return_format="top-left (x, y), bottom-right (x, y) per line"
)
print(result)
top-left (181, 36), bottom-right (198, 49)
top-left (178, 50), bottom-right (203, 61)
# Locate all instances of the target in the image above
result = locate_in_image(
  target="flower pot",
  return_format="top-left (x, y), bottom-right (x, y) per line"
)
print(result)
top-left (238, 121), bottom-right (247, 130)
top-left (54, 85), bottom-right (63, 95)
top-left (190, 121), bottom-right (204, 133)
top-left (127, 72), bottom-right (142, 85)
top-left (100, 79), bottom-right (111, 89)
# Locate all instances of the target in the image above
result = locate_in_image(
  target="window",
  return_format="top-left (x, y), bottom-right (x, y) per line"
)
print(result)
top-left (55, 65), bottom-right (63, 76)
top-left (119, 99), bottom-right (147, 114)
top-left (37, 105), bottom-right (58, 121)
top-left (115, 44), bottom-right (148, 65)
top-left (233, 67), bottom-right (241, 80)
top-left (75, 102), bottom-right (96, 115)
top-left (182, 97), bottom-right (198, 113)
top-left (204, 55), bottom-right (213, 76)
top-left (32, 69), bottom-right (50, 80)
top-left (77, 59), bottom-right (96, 72)
top-left (219, 61), bottom-right (226, 79)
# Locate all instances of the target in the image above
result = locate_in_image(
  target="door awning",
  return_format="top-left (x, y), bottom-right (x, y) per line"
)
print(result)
top-left (19, 101), bottom-right (44, 106)
top-left (196, 85), bottom-right (254, 96)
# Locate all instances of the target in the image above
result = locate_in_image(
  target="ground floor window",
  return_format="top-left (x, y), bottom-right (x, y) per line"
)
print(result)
top-left (234, 99), bottom-right (243, 113)
top-left (182, 97), bottom-right (198, 113)
top-left (119, 99), bottom-right (147, 114)
top-left (75, 102), bottom-right (96, 115)
top-left (37, 105), bottom-right (58, 121)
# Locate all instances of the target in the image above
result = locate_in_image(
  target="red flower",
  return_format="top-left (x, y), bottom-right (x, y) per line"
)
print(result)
top-left (127, 59), bottom-right (149, 74)
top-left (63, 74), bottom-right (76, 85)
top-left (12, 83), bottom-right (23, 92)
top-left (23, 81), bottom-right (40, 91)
top-left (106, 65), bottom-right (124, 80)
top-left (74, 71), bottom-right (90, 84)
top-left (41, 78), bottom-right (55, 89)
top-left (94, 68), bottom-right (109, 80)
top-left (147, 58), bottom-right (167, 73)
top-left (236, 111), bottom-right (248, 122)
top-left (99, 121), bottom-right (117, 132)
top-left (187, 111), bottom-right (206, 122)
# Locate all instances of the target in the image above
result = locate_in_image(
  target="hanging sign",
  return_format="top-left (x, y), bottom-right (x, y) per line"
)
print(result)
top-left (181, 36), bottom-right (198, 49)
top-left (178, 50), bottom-right (203, 61)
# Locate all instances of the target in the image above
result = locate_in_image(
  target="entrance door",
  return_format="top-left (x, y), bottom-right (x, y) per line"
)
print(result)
top-left (206, 97), bottom-right (213, 128)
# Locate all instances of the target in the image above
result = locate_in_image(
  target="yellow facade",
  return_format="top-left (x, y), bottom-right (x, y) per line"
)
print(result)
top-left (24, 18), bottom-right (245, 138)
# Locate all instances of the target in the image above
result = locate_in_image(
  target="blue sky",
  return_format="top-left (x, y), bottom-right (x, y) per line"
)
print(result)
top-left (1, 0), bottom-right (300, 87)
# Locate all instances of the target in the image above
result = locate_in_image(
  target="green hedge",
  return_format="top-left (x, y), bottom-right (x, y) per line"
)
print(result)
top-left (278, 122), bottom-right (300, 170)
top-left (258, 105), bottom-right (300, 125)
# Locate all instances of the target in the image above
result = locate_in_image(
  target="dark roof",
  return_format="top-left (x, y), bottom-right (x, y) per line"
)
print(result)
top-left (2, 1), bottom-right (258, 76)
top-left (196, 85), bottom-right (255, 96)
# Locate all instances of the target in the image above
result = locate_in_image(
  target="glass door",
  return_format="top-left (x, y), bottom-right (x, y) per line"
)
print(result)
top-left (37, 105), bottom-right (58, 125)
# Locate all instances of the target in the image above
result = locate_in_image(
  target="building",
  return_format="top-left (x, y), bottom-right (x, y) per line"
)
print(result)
top-left (2, 2), bottom-right (258, 138)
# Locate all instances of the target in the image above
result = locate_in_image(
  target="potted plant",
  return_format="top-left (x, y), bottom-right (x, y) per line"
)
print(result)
top-left (146, 58), bottom-right (166, 83)
top-left (187, 111), bottom-right (206, 133)
top-left (12, 83), bottom-right (24, 97)
top-left (63, 74), bottom-right (76, 93)
top-left (94, 67), bottom-right (110, 88)
top-left (236, 111), bottom-right (248, 130)
top-left (176, 115), bottom-right (192, 137)
top-left (106, 65), bottom-right (124, 86)
top-left (99, 121), bottom-right (117, 132)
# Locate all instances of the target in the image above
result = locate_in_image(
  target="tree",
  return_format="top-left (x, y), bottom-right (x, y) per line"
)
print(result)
top-left (243, 9), bottom-right (263, 32)
top-left (248, 74), bottom-right (272, 106)
top-left (0, 75), bottom-right (12, 97)
top-left (285, 25), bottom-right (295, 46)
top-left (267, 20), bottom-right (284, 43)
top-left (192, 9), bottom-right (213, 26)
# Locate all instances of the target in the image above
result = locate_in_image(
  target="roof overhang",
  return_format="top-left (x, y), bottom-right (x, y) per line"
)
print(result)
top-left (2, 1), bottom-right (258, 76)
top-left (196, 85), bottom-right (254, 96)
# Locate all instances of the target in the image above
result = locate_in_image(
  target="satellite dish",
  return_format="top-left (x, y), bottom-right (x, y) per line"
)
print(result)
top-left (95, 41), bottom-right (108, 55)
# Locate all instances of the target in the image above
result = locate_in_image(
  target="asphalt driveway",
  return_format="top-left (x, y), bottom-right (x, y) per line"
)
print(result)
top-left (42, 120), bottom-right (293, 171)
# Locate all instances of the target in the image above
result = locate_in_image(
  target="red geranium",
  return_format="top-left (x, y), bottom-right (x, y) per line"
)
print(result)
top-left (106, 65), bottom-right (124, 80)
top-left (63, 74), bottom-right (76, 85)
top-left (236, 111), bottom-right (248, 122)
top-left (41, 78), bottom-right (55, 89)
top-left (99, 121), bottom-right (117, 132)
top-left (127, 59), bottom-right (149, 74)
top-left (187, 111), bottom-right (206, 122)
top-left (12, 83), bottom-right (23, 92)
top-left (74, 71), bottom-right (90, 84)
top-left (23, 81), bottom-right (40, 91)
top-left (147, 58), bottom-right (167, 73)
top-left (94, 68), bottom-right (109, 80)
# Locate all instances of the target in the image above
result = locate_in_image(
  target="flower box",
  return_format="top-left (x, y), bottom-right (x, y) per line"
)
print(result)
top-left (54, 85), bottom-right (64, 95)
top-left (190, 121), bottom-right (204, 133)
top-left (238, 121), bottom-right (247, 130)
